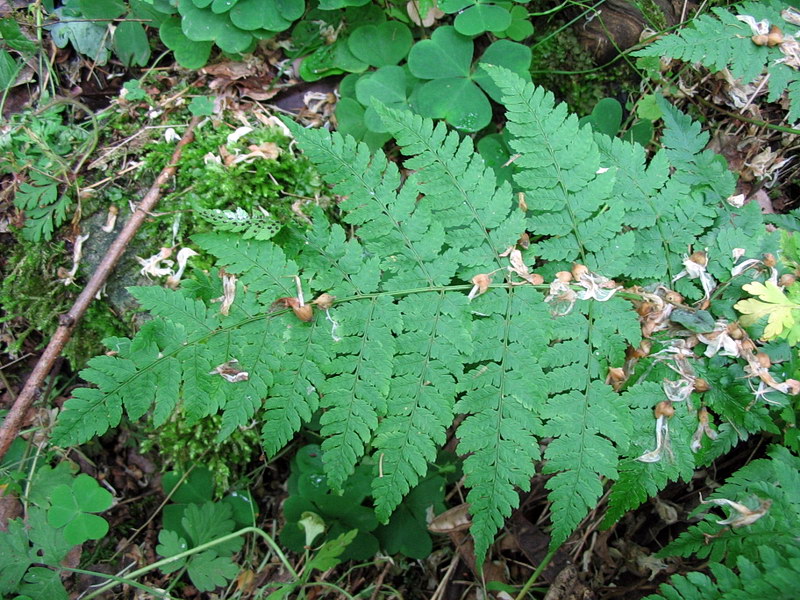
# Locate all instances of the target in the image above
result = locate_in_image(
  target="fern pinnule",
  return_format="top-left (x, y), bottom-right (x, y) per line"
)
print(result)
top-left (487, 65), bottom-right (634, 277)
top-left (371, 292), bottom-right (472, 521)
top-left (376, 105), bottom-right (525, 278)
top-left (455, 285), bottom-right (551, 563)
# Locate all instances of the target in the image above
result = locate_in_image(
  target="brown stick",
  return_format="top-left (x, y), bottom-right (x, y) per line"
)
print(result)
top-left (0, 117), bottom-right (200, 461)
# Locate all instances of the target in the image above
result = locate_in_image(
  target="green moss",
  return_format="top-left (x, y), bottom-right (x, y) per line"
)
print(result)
top-left (0, 238), bottom-right (128, 369)
top-left (632, 0), bottom-right (668, 31)
top-left (139, 123), bottom-right (325, 249)
top-left (140, 412), bottom-right (261, 493)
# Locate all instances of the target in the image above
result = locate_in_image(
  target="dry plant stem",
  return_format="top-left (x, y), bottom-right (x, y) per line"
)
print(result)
top-left (0, 117), bottom-right (201, 462)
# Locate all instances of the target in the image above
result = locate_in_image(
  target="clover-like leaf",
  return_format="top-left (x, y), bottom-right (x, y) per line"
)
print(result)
top-left (229, 0), bottom-right (292, 31)
top-left (113, 21), bottom-right (151, 67)
top-left (356, 66), bottom-right (411, 132)
top-left (413, 77), bottom-right (491, 131)
top-left (454, 3), bottom-right (511, 36)
top-left (160, 17), bottom-right (212, 69)
top-left (473, 39), bottom-right (531, 102)
top-left (348, 21), bottom-right (412, 66)
top-left (47, 474), bottom-right (113, 545)
top-left (735, 281), bottom-right (800, 342)
top-left (408, 26), bottom-right (472, 79)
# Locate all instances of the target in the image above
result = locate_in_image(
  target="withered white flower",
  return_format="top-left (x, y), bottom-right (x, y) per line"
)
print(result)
top-left (227, 126), bottom-right (253, 145)
top-left (637, 414), bottom-right (670, 463)
top-left (164, 127), bottom-right (180, 143)
top-left (699, 495), bottom-right (772, 527)
top-left (136, 247), bottom-right (174, 278)
top-left (698, 321), bottom-right (740, 358)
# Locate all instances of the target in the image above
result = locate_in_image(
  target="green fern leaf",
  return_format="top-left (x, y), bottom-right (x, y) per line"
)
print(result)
top-left (539, 297), bottom-right (641, 547)
top-left (660, 445), bottom-right (800, 565)
top-left (647, 545), bottom-right (800, 600)
top-left (320, 297), bottom-right (401, 490)
top-left (371, 292), bottom-right (472, 521)
top-left (634, 7), bottom-right (766, 83)
top-left (488, 65), bottom-right (634, 276)
top-left (376, 105), bottom-right (525, 277)
top-left (456, 286), bottom-right (552, 564)
top-left (603, 381), bottom-right (697, 527)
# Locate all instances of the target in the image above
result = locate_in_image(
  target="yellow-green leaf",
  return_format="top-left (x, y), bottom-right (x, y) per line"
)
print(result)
top-left (734, 281), bottom-right (800, 340)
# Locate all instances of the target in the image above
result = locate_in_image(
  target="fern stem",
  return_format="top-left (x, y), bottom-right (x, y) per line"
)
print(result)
top-left (514, 546), bottom-right (559, 600)
top-left (79, 526), bottom-right (298, 600)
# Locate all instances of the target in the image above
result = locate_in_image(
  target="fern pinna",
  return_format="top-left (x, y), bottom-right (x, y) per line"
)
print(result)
top-left (53, 67), bottom-right (785, 562)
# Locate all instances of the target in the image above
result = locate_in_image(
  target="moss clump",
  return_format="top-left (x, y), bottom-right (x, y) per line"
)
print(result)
top-left (0, 238), bottom-right (127, 368)
top-left (139, 123), bottom-right (325, 250)
top-left (140, 412), bottom-right (261, 493)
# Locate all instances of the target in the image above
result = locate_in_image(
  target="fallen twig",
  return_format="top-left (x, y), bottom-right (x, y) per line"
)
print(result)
top-left (0, 116), bottom-right (201, 461)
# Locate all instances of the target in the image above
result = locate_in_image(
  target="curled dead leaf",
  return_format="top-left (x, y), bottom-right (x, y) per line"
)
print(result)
top-left (209, 359), bottom-right (249, 383)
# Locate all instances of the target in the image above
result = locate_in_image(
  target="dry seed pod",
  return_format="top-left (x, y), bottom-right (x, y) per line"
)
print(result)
top-left (763, 253), bottom-right (777, 268)
top-left (529, 273), bottom-right (544, 285)
top-left (292, 304), bottom-right (314, 322)
top-left (571, 263), bottom-right (589, 280)
top-left (665, 291), bottom-right (684, 305)
top-left (752, 33), bottom-right (769, 45)
top-left (740, 338), bottom-right (757, 354)
top-left (636, 301), bottom-right (655, 316)
top-left (312, 293), bottom-right (336, 310)
top-left (780, 273), bottom-right (797, 287)
top-left (518, 232), bottom-right (530, 249)
top-left (694, 378), bottom-right (710, 393)
top-left (555, 271), bottom-right (573, 283)
top-left (756, 352), bottom-right (771, 369)
top-left (784, 379), bottom-right (800, 395)
top-left (727, 322), bottom-right (744, 340)
top-left (767, 25), bottom-right (784, 45)
top-left (688, 251), bottom-right (708, 266)
top-left (655, 401), bottom-right (675, 419)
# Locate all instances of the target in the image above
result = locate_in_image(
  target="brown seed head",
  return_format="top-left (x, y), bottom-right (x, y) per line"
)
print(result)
top-left (767, 25), bottom-right (784, 46)
top-left (763, 253), bottom-right (777, 268)
top-left (655, 401), bottom-right (675, 419)
top-left (529, 273), bottom-right (544, 285)
top-left (571, 264), bottom-right (589, 280)
top-left (555, 271), bottom-right (573, 283)
top-left (780, 273), bottom-right (797, 288)
top-left (694, 378), bottom-right (710, 393)
top-left (292, 304), bottom-right (314, 322)
top-left (312, 293), bottom-right (336, 310)
top-left (740, 338), bottom-right (757, 354)
top-left (756, 352), bottom-right (772, 369)
top-left (752, 33), bottom-right (769, 46)
top-left (688, 251), bottom-right (708, 266)
top-left (665, 291), bottom-right (684, 305)
top-left (783, 379), bottom-right (800, 395)
top-left (727, 322), bottom-right (744, 340)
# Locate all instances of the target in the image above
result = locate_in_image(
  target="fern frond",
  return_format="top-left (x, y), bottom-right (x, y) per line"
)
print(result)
top-left (319, 297), bottom-right (401, 490)
top-left (376, 105), bottom-right (525, 277)
top-left (455, 285), bottom-right (552, 563)
top-left (603, 382), bottom-right (697, 527)
top-left (539, 297), bottom-right (641, 547)
top-left (197, 206), bottom-right (282, 241)
top-left (646, 545), bottom-right (800, 600)
top-left (372, 292), bottom-right (472, 521)
top-left (488, 66), bottom-right (634, 277)
top-left (660, 445), bottom-right (800, 565)
top-left (635, 1), bottom-right (800, 119)
top-left (283, 123), bottom-right (453, 290)
top-left (193, 232), bottom-right (298, 299)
